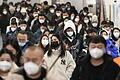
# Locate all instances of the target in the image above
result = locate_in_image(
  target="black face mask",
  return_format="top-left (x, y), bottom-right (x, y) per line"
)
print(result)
top-left (51, 41), bottom-right (59, 49)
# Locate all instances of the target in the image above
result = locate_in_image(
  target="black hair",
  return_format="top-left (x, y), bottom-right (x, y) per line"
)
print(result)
top-left (47, 34), bottom-right (65, 58)
top-left (83, 7), bottom-right (89, 12)
top-left (3, 38), bottom-right (21, 53)
top-left (39, 34), bottom-right (49, 52)
top-left (0, 48), bottom-right (14, 61)
top-left (49, 5), bottom-right (55, 9)
top-left (17, 30), bottom-right (27, 35)
top-left (88, 35), bottom-right (106, 47)
top-left (99, 30), bottom-right (108, 35)
top-left (87, 28), bottom-right (97, 34)
top-left (11, 21), bottom-right (17, 26)
top-left (43, 1), bottom-right (48, 5)
top-left (19, 20), bottom-right (27, 25)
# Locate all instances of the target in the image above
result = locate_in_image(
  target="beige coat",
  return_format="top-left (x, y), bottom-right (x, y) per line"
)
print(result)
top-left (0, 62), bottom-right (19, 80)
top-left (44, 50), bottom-right (76, 80)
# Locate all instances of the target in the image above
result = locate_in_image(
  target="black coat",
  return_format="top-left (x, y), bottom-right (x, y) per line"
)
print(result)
top-left (71, 54), bottom-right (120, 80)
top-left (15, 67), bottom-right (47, 80)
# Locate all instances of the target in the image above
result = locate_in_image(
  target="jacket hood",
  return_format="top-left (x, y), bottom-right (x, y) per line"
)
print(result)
top-left (64, 20), bottom-right (76, 35)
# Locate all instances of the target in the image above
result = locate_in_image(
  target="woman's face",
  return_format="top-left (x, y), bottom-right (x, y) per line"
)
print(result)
top-left (0, 54), bottom-right (12, 62)
top-left (0, 53), bottom-right (12, 72)
top-left (113, 29), bottom-right (119, 33)
top-left (51, 36), bottom-right (60, 44)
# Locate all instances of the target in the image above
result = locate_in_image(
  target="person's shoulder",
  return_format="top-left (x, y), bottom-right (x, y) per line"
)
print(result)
top-left (14, 67), bottom-right (25, 75)
top-left (6, 74), bottom-right (25, 80)
top-left (40, 66), bottom-right (47, 79)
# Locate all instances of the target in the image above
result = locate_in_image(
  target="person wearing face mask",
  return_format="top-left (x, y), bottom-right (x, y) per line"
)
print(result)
top-left (111, 28), bottom-right (120, 55)
top-left (0, 8), bottom-right (10, 43)
top-left (5, 21), bottom-right (18, 40)
top-left (100, 30), bottom-right (119, 58)
top-left (46, 5), bottom-right (56, 21)
top-left (71, 35), bottom-right (120, 80)
top-left (44, 34), bottom-right (76, 80)
top-left (34, 25), bottom-right (48, 44)
top-left (82, 16), bottom-right (92, 31)
top-left (54, 8), bottom-right (63, 25)
top-left (31, 13), bottom-right (48, 33)
top-left (39, 35), bottom-right (49, 53)
top-left (17, 31), bottom-right (34, 53)
top-left (8, 46), bottom-right (47, 80)
top-left (60, 20), bottom-right (83, 61)
top-left (18, 20), bottom-right (35, 44)
top-left (79, 7), bottom-right (89, 19)
top-left (8, 5), bottom-right (16, 17)
top-left (0, 48), bottom-right (18, 80)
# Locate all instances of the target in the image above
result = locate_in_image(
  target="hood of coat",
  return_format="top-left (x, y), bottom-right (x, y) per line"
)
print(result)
top-left (63, 20), bottom-right (76, 35)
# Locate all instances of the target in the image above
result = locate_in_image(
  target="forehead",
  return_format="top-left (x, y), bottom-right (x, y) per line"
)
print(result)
top-left (24, 49), bottom-right (43, 59)
top-left (42, 36), bottom-right (48, 39)
top-left (66, 28), bottom-right (73, 31)
top-left (17, 33), bottom-right (27, 38)
top-left (89, 43), bottom-right (105, 47)
top-left (113, 29), bottom-right (119, 32)
top-left (39, 16), bottom-right (45, 18)
top-left (0, 53), bottom-right (11, 59)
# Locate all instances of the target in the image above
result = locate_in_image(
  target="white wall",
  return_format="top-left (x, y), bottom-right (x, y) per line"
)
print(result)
top-left (0, 0), bottom-right (40, 5)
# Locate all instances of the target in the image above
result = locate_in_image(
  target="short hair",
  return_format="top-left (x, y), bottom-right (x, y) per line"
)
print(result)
top-left (0, 48), bottom-right (14, 61)
top-left (17, 30), bottom-right (27, 36)
top-left (19, 20), bottom-right (27, 25)
top-left (88, 35), bottom-right (106, 47)
top-left (87, 28), bottom-right (97, 34)
top-left (24, 45), bottom-right (44, 57)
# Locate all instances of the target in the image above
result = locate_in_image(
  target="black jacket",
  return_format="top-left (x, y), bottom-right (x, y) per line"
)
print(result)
top-left (71, 54), bottom-right (120, 80)
top-left (15, 67), bottom-right (46, 80)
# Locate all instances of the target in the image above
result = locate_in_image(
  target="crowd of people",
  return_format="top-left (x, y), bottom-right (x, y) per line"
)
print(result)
top-left (0, 0), bottom-right (120, 80)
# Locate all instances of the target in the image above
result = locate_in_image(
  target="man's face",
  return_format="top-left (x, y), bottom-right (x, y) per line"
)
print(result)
top-left (17, 33), bottom-right (28, 43)
top-left (23, 48), bottom-right (43, 65)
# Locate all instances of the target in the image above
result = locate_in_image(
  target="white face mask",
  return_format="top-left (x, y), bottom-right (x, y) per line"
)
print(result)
top-left (24, 62), bottom-right (40, 75)
top-left (84, 20), bottom-right (89, 24)
top-left (75, 18), bottom-right (79, 22)
top-left (113, 32), bottom-right (120, 38)
top-left (16, 8), bottom-right (20, 12)
top-left (18, 42), bottom-right (26, 46)
top-left (0, 61), bottom-right (12, 71)
top-left (42, 39), bottom-right (49, 47)
top-left (67, 31), bottom-right (74, 36)
top-left (83, 12), bottom-right (87, 15)
top-left (56, 13), bottom-right (61, 17)
top-left (20, 26), bottom-right (26, 31)
top-left (41, 29), bottom-right (45, 33)
top-left (39, 19), bottom-right (45, 23)
top-left (102, 35), bottom-right (109, 40)
top-left (89, 48), bottom-right (105, 59)
top-left (11, 27), bottom-right (16, 32)
top-left (92, 23), bottom-right (98, 27)
top-left (50, 9), bottom-right (55, 13)
top-left (3, 10), bottom-right (7, 15)
top-left (71, 16), bottom-right (74, 20)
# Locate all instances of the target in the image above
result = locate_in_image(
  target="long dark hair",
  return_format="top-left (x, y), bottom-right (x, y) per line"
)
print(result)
top-left (39, 34), bottom-right (49, 53)
top-left (47, 34), bottom-right (65, 58)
